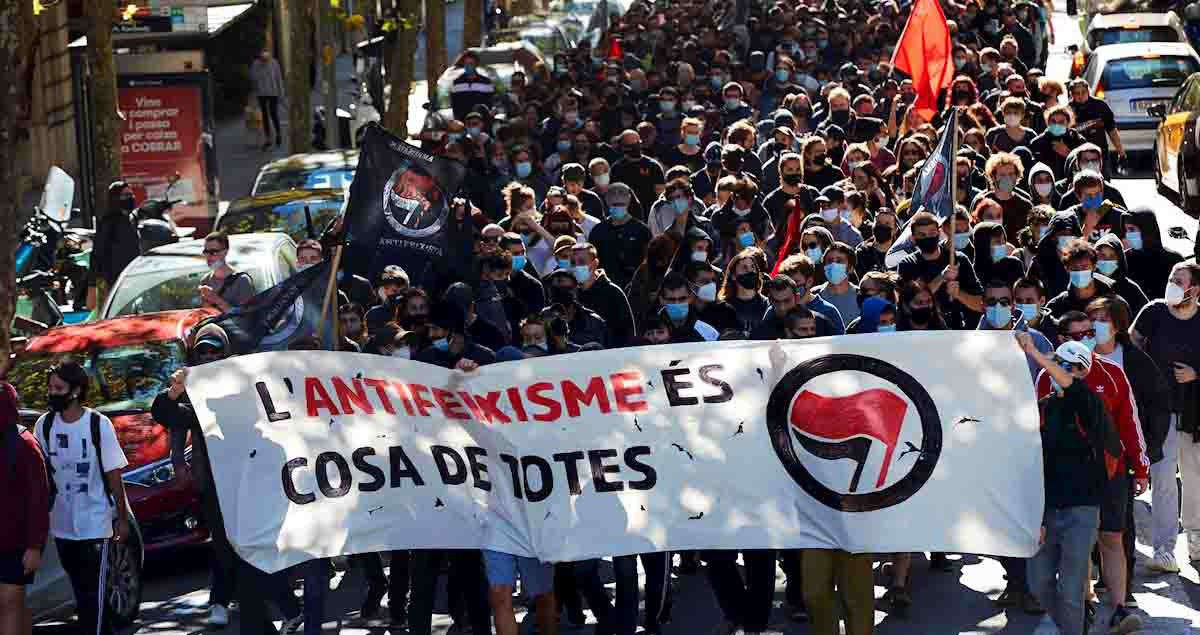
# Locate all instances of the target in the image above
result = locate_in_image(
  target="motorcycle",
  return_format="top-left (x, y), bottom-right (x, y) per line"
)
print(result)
top-left (14, 167), bottom-right (90, 331)
top-left (133, 173), bottom-right (190, 252)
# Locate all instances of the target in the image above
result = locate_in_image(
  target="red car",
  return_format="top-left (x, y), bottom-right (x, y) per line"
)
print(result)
top-left (10, 308), bottom-right (217, 552)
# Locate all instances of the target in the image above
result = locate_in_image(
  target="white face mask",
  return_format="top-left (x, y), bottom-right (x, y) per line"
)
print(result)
top-left (391, 348), bottom-right (411, 360)
top-left (1165, 282), bottom-right (1190, 306)
top-left (1034, 182), bottom-right (1053, 197)
top-left (593, 173), bottom-right (610, 187)
top-left (697, 282), bottom-right (718, 302)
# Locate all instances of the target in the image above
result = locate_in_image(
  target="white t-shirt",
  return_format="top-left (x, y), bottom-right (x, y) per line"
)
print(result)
top-left (34, 408), bottom-right (129, 540)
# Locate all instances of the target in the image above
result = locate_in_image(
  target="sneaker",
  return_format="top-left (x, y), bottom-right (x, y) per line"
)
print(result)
top-left (208, 604), bottom-right (230, 627)
top-left (1021, 592), bottom-right (1046, 615)
top-left (281, 615), bottom-right (304, 634)
top-left (1107, 606), bottom-right (1141, 634)
top-left (1148, 551), bottom-right (1181, 573)
top-left (1124, 591), bottom-right (1138, 610)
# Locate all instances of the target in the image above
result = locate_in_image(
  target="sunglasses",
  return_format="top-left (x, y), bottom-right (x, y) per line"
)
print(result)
top-left (202, 248), bottom-right (226, 256)
top-left (1054, 358), bottom-right (1086, 373)
top-left (1065, 328), bottom-right (1096, 341)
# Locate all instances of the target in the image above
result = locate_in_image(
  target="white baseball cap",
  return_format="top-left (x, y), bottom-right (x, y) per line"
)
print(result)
top-left (1054, 340), bottom-right (1093, 372)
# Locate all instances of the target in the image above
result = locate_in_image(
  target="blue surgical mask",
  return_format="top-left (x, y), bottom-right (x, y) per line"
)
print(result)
top-left (1069, 269), bottom-right (1093, 289)
top-left (467, 125), bottom-right (482, 136)
top-left (609, 205), bottom-right (628, 220)
top-left (954, 234), bottom-right (971, 250)
top-left (824, 262), bottom-right (848, 284)
top-left (660, 100), bottom-right (676, 113)
top-left (711, 76), bottom-right (725, 88)
top-left (1096, 259), bottom-right (1119, 276)
top-left (557, 258), bottom-right (571, 270)
top-left (776, 68), bottom-right (791, 82)
top-left (672, 197), bottom-right (690, 213)
top-left (665, 302), bottom-right (689, 320)
top-left (1057, 235), bottom-right (1073, 252)
top-left (515, 161), bottom-right (532, 178)
top-left (447, 132), bottom-right (464, 142)
top-left (805, 247), bottom-right (825, 263)
top-left (1048, 123), bottom-right (1067, 136)
top-left (986, 304), bottom-right (1012, 328)
top-left (573, 265), bottom-right (591, 283)
top-left (1017, 303), bottom-right (1039, 319)
top-left (463, 64), bottom-right (476, 75)
top-left (685, 133), bottom-right (701, 146)
top-left (512, 255), bottom-right (527, 271)
top-left (1126, 230), bottom-right (1143, 250)
top-left (738, 231), bottom-right (756, 247)
top-left (1080, 336), bottom-right (1098, 351)
top-left (991, 244), bottom-right (1008, 263)
top-left (433, 337), bottom-right (450, 351)
top-left (557, 140), bottom-right (572, 152)
top-left (1038, 226), bottom-right (1051, 241)
top-left (724, 98), bottom-right (741, 110)
top-left (1082, 194), bottom-right (1103, 209)
top-left (877, 323), bottom-right (897, 333)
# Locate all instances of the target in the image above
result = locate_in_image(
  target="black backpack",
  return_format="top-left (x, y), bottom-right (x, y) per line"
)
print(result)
top-left (39, 410), bottom-right (115, 507)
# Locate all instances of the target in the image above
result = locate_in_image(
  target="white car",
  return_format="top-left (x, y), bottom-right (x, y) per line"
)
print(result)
top-left (1073, 12), bottom-right (1190, 75)
top-left (1080, 42), bottom-right (1200, 152)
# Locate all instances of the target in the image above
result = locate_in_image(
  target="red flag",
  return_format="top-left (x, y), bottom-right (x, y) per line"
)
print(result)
top-left (890, 0), bottom-right (955, 122)
top-left (789, 389), bottom-right (909, 488)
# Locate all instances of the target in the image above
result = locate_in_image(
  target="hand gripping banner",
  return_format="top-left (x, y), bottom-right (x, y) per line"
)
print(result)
top-left (188, 331), bottom-right (1044, 573)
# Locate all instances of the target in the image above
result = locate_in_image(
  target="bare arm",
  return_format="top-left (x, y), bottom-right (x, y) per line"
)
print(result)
top-left (105, 471), bottom-right (132, 542)
top-left (1017, 331), bottom-right (1074, 389)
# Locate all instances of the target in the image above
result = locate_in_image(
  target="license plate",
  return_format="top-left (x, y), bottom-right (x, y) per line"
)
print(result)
top-left (1131, 99), bottom-right (1169, 113)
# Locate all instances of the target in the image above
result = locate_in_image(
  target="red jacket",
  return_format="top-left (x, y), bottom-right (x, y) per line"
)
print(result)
top-left (1036, 355), bottom-right (1149, 480)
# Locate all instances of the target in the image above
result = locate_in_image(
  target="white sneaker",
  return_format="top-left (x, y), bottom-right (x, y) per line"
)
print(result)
top-left (1148, 551), bottom-right (1181, 573)
top-left (208, 604), bottom-right (230, 627)
top-left (281, 615), bottom-right (304, 634)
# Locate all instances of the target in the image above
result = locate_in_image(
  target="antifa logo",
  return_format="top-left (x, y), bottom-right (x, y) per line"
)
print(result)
top-left (766, 354), bottom-right (941, 512)
top-left (916, 159), bottom-right (947, 208)
top-left (382, 164), bottom-right (447, 238)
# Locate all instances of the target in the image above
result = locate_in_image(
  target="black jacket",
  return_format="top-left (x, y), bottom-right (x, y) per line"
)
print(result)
top-left (91, 210), bottom-right (141, 286)
top-left (1095, 234), bottom-right (1149, 317)
top-left (152, 391), bottom-right (211, 495)
top-left (578, 271), bottom-right (637, 347)
top-left (1119, 343), bottom-right (1174, 463)
top-left (1124, 207), bottom-right (1185, 300)
top-left (564, 304), bottom-right (610, 348)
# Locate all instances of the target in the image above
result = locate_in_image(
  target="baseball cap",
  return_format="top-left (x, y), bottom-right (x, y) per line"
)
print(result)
top-left (820, 185), bottom-right (845, 203)
top-left (429, 300), bottom-right (466, 333)
top-left (704, 141), bottom-right (724, 165)
top-left (1054, 341), bottom-right (1093, 372)
top-left (379, 265), bottom-right (409, 285)
top-left (553, 235), bottom-right (578, 257)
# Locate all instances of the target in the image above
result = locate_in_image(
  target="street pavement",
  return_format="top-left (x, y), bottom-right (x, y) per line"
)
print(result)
top-left (37, 1), bottom-right (1200, 634)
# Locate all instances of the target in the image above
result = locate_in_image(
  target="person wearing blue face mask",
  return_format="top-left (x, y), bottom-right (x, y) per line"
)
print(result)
top-left (662, 116), bottom-right (706, 175)
top-left (449, 51), bottom-right (493, 120)
top-left (719, 84), bottom-right (753, 128)
top-left (971, 222), bottom-right (1024, 291)
top-left (198, 232), bottom-right (254, 313)
top-left (572, 241), bottom-right (637, 348)
top-left (648, 178), bottom-right (706, 237)
top-left (652, 86), bottom-right (686, 149)
top-left (1030, 105), bottom-right (1084, 180)
top-left (1093, 234), bottom-right (1149, 317)
top-left (588, 183), bottom-right (652, 291)
top-left (1032, 211), bottom-right (1085, 298)
top-left (1045, 239), bottom-right (1125, 322)
top-left (1066, 170), bottom-right (1127, 243)
top-left (1123, 207), bottom-right (1186, 300)
top-left (655, 272), bottom-right (719, 342)
top-left (814, 243), bottom-right (861, 323)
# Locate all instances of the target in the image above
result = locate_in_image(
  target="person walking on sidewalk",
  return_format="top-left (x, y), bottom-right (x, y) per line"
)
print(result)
top-left (251, 48), bottom-right (284, 150)
top-left (33, 361), bottom-right (132, 635)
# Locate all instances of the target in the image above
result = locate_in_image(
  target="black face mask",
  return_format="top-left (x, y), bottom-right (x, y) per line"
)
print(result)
top-left (915, 236), bottom-right (941, 254)
top-left (811, 153), bottom-right (827, 166)
top-left (910, 306), bottom-right (933, 324)
top-left (782, 173), bottom-right (803, 185)
top-left (736, 272), bottom-right (759, 289)
top-left (624, 146), bottom-right (642, 159)
top-left (873, 224), bottom-right (894, 243)
top-left (47, 392), bottom-right (73, 412)
top-left (550, 285), bottom-right (578, 305)
top-left (829, 110), bottom-right (851, 126)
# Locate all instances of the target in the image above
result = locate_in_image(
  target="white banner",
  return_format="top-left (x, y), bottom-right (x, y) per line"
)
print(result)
top-left (189, 331), bottom-right (1044, 573)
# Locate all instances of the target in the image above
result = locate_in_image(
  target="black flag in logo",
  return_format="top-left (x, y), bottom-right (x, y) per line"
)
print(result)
top-left (207, 260), bottom-right (334, 354)
top-left (339, 123), bottom-right (467, 285)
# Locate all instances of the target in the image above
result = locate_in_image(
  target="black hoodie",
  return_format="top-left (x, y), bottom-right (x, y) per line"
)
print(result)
top-left (1030, 212), bottom-right (1081, 298)
top-left (1095, 234), bottom-right (1149, 317)
top-left (1124, 207), bottom-right (1185, 300)
top-left (578, 270), bottom-right (637, 347)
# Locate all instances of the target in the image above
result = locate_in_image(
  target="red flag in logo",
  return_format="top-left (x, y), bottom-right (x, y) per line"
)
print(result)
top-left (890, 0), bottom-right (955, 122)
top-left (789, 389), bottom-right (909, 488)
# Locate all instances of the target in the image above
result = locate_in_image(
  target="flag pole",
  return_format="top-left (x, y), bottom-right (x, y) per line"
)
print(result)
top-left (948, 107), bottom-right (960, 268)
top-left (316, 244), bottom-right (345, 347)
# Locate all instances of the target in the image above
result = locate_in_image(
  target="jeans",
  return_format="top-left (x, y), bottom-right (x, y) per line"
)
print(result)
top-left (407, 550), bottom-right (489, 635)
top-left (800, 549), bottom-right (874, 635)
top-left (258, 96), bottom-right (281, 140)
top-left (199, 486), bottom-right (237, 607)
top-left (1153, 417), bottom-right (1183, 556)
top-left (56, 538), bottom-right (113, 635)
top-left (1028, 506), bottom-right (1100, 635)
top-left (704, 550), bottom-right (776, 631)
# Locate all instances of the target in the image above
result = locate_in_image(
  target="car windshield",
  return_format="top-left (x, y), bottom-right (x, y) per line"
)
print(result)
top-left (217, 200), bottom-right (342, 244)
top-left (1091, 26), bottom-right (1178, 47)
top-left (1102, 56), bottom-right (1199, 90)
top-left (104, 256), bottom-right (271, 319)
top-left (254, 167), bottom-right (355, 196)
top-left (8, 341), bottom-right (187, 413)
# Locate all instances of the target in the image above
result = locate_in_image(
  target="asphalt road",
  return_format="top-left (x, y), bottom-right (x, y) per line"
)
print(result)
top-left (38, 1), bottom-right (1200, 634)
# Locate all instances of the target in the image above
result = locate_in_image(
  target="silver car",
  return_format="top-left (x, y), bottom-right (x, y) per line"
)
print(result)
top-left (1082, 42), bottom-right (1200, 152)
top-left (100, 232), bottom-right (298, 320)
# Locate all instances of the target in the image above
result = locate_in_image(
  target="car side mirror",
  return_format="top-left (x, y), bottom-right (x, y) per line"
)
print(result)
top-left (1148, 103), bottom-right (1167, 119)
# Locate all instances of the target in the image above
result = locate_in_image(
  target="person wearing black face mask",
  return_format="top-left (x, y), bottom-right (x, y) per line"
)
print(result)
top-left (896, 211), bottom-right (985, 329)
top-left (610, 129), bottom-right (667, 217)
top-left (541, 269), bottom-right (610, 348)
top-left (91, 181), bottom-right (143, 303)
top-left (855, 208), bottom-right (899, 276)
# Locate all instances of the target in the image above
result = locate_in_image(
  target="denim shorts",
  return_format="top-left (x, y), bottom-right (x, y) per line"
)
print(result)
top-left (482, 549), bottom-right (554, 596)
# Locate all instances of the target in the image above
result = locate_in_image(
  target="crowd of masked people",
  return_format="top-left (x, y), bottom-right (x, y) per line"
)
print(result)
top-left (5, 0), bottom-right (1200, 634)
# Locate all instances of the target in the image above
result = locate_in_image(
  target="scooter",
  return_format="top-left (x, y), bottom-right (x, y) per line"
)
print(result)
top-left (134, 173), bottom-right (190, 252)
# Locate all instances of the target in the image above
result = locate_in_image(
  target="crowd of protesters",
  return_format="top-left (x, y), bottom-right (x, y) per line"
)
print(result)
top-left (5, 0), bottom-right (1200, 634)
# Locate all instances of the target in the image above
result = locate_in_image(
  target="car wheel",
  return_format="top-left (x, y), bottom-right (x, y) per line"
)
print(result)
top-left (1181, 154), bottom-right (1199, 216)
top-left (1154, 142), bottom-right (1168, 196)
top-left (105, 534), bottom-right (143, 626)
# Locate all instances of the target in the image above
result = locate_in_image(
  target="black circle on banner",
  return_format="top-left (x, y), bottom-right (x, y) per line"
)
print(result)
top-left (766, 353), bottom-right (942, 513)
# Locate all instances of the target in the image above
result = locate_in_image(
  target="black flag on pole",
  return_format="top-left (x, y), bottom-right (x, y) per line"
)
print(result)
top-left (339, 123), bottom-right (467, 283)
top-left (207, 260), bottom-right (334, 354)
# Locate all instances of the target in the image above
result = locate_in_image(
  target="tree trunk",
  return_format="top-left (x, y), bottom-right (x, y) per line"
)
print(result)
top-left (382, 0), bottom-right (419, 137)
top-left (0, 0), bottom-right (37, 376)
top-left (463, 0), bottom-right (484, 49)
top-left (84, 1), bottom-right (121, 229)
top-left (425, 0), bottom-right (447, 102)
top-left (282, 0), bottom-right (315, 153)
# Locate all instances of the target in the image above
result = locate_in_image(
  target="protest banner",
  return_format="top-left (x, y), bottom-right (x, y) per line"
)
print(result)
top-left (188, 331), bottom-right (1043, 574)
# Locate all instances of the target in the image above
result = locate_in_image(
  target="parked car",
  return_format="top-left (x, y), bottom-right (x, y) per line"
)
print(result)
top-left (9, 308), bottom-right (216, 556)
top-left (1071, 12), bottom-right (1190, 76)
top-left (509, 12), bottom-right (586, 48)
top-left (216, 189), bottom-right (345, 245)
top-left (488, 23), bottom-right (574, 62)
top-left (251, 150), bottom-right (359, 197)
top-left (432, 42), bottom-right (545, 119)
top-left (1080, 42), bottom-right (1200, 152)
top-left (27, 513), bottom-right (145, 625)
top-left (100, 232), bottom-right (297, 320)
top-left (1150, 71), bottom-right (1200, 212)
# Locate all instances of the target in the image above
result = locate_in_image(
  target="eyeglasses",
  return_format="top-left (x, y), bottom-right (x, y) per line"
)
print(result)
top-left (1065, 328), bottom-right (1096, 341)
top-left (1053, 358), bottom-right (1086, 373)
top-left (801, 242), bottom-right (821, 250)
top-left (983, 298), bottom-right (1011, 307)
top-left (202, 249), bottom-right (226, 256)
